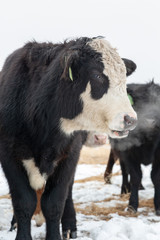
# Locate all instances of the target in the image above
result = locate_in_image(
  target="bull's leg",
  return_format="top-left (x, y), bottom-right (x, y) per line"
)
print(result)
top-left (61, 178), bottom-right (77, 240)
top-left (151, 145), bottom-right (160, 215)
top-left (41, 168), bottom-right (78, 240)
top-left (128, 162), bottom-right (142, 212)
top-left (0, 143), bottom-right (37, 240)
top-left (10, 188), bottom-right (45, 231)
top-left (120, 160), bottom-right (130, 194)
top-left (104, 149), bottom-right (118, 184)
top-left (10, 214), bottom-right (17, 231)
top-left (41, 138), bottom-right (82, 240)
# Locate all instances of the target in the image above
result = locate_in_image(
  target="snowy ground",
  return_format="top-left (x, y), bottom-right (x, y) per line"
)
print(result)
top-left (0, 145), bottom-right (160, 240)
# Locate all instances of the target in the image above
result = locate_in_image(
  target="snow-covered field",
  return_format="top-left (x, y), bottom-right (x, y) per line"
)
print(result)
top-left (0, 145), bottom-right (160, 240)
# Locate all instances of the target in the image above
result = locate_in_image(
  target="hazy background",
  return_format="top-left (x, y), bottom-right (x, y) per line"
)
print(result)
top-left (0, 0), bottom-right (159, 83)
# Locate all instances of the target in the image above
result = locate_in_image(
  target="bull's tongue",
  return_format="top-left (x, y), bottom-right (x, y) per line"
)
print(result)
top-left (112, 130), bottom-right (129, 137)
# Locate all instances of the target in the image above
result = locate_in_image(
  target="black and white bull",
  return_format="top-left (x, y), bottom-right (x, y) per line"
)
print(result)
top-left (104, 81), bottom-right (160, 214)
top-left (0, 37), bottom-right (136, 240)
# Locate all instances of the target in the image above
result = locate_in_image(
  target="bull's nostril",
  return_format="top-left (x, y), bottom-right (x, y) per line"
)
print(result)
top-left (124, 115), bottom-right (132, 125)
top-left (124, 115), bottom-right (137, 130)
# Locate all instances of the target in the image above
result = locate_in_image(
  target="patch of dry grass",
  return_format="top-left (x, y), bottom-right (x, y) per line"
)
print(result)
top-left (79, 145), bottom-right (111, 165)
top-left (75, 174), bottom-right (104, 183)
top-left (0, 194), bottom-right (10, 199)
top-left (75, 198), bottom-right (154, 221)
top-left (75, 171), bottom-right (121, 184)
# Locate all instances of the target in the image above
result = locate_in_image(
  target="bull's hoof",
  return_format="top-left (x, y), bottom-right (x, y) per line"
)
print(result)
top-left (104, 174), bottom-right (112, 184)
top-left (121, 186), bottom-right (130, 194)
top-left (156, 210), bottom-right (160, 216)
top-left (70, 231), bottom-right (77, 239)
top-left (127, 205), bottom-right (137, 213)
top-left (63, 230), bottom-right (77, 239)
top-left (9, 223), bottom-right (17, 231)
top-left (104, 177), bottom-right (111, 184)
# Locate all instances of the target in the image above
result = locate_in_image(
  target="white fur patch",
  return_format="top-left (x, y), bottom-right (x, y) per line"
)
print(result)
top-left (23, 159), bottom-right (46, 190)
top-left (33, 211), bottom-right (45, 227)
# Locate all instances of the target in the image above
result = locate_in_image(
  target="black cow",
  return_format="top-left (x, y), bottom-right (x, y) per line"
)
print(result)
top-left (104, 81), bottom-right (160, 214)
top-left (0, 37), bottom-right (136, 240)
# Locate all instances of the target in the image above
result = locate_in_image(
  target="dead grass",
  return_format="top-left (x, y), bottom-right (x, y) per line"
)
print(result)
top-left (75, 174), bottom-right (104, 183)
top-left (139, 198), bottom-right (154, 208)
top-left (75, 203), bottom-right (138, 220)
top-left (79, 145), bottom-right (111, 165)
top-left (0, 194), bottom-right (10, 200)
top-left (75, 171), bottom-right (121, 184)
top-left (75, 198), bottom-right (154, 221)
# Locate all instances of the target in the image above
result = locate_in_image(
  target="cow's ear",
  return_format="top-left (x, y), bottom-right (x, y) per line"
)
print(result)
top-left (122, 58), bottom-right (137, 76)
top-left (61, 51), bottom-right (79, 81)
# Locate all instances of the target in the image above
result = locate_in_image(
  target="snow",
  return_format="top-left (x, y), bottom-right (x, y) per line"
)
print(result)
top-left (74, 164), bottom-right (106, 181)
top-left (0, 157), bottom-right (160, 240)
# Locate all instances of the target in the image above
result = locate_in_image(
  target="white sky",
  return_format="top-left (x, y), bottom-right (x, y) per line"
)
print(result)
top-left (0, 0), bottom-right (160, 83)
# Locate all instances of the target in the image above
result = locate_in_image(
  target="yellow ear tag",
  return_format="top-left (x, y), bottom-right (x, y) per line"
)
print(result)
top-left (69, 67), bottom-right (73, 81)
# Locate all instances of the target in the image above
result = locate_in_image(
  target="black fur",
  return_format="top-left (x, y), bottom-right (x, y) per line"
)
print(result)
top-left (108, 81), bottom-right (160, 213)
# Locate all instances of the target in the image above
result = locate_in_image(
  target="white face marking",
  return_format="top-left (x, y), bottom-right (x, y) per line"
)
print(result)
top-left (23, 159), bottom-right (47, 190)
top-left (60, 38), bottom-right (137, 138)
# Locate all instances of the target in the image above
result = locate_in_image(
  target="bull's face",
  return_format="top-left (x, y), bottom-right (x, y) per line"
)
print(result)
top-left (60, 37), bottom-right (137, 138)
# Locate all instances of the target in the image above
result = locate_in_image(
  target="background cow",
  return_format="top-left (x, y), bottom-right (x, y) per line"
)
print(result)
top-left (104, 81), bottom-right (160, 214)
top-left (0, 37), bottom-right (136, 240)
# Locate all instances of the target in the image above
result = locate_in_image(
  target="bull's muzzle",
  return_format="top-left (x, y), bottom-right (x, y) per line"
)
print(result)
top-left (109, 112), bottom-right (137, 138)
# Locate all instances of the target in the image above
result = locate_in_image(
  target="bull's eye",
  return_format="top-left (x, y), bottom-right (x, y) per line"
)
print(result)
top-left (93, 74), bottom-right (103, 83)
top-left (95, 74), bottom-right (101, 79)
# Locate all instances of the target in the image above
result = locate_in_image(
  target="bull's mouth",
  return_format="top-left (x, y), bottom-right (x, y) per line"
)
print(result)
top-left (110, 129), bottom-right (129, 138)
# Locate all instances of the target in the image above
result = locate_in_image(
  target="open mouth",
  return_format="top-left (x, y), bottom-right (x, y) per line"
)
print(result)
top-left (111, 129), bottom-right (129, 138)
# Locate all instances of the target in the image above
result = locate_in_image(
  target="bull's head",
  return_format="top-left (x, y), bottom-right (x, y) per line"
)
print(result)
top-left (60, 37), bottom-right (137, 138)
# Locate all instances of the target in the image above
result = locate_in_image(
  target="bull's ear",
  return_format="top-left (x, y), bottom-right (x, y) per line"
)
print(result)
top-left (61, 51), bottom-right (79, 81)
top-left (122, 58), bottom-right (137, 76)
